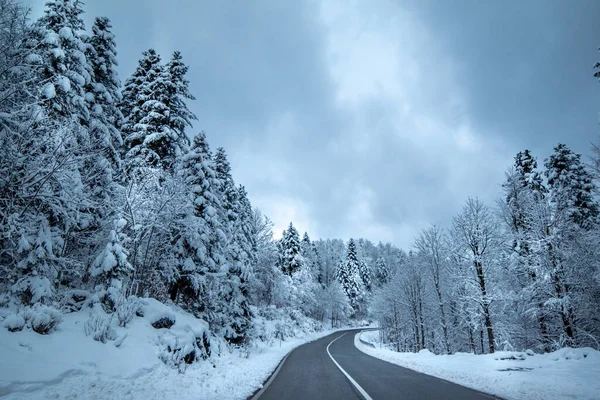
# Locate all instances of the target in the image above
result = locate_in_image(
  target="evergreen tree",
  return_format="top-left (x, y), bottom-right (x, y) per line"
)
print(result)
top-left (86, 16), bottom-right (123, 176)
top-left (165, 51), bottom-right (196, 146)
top-left (280, 222), bottom-right (302, 276)
top-left (91, 217), bottom-right (132, 288)
top-left (35, 0), bottom-right (92, 123)
top-left (212, 147), bottom-right (252, 342)
top-left (336, 239), bottom-right (362, 312)
top-left (171, 132), bottom-right (225, 310)
top-left (358, 259), bottom-right (372, 292)
top-left (122, 49), bottom-right (185, 173)
top-left (544, 144), bottom-right (598, 229)
top-left (375, 256), bottom-right (389, 287)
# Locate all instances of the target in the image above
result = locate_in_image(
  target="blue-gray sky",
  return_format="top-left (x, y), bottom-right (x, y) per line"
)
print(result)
top-left (25, 0), bottom-right (600, 248)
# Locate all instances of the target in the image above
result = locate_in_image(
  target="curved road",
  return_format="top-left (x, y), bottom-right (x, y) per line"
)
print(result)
top-left (252, 329), bottom-right (499, 400)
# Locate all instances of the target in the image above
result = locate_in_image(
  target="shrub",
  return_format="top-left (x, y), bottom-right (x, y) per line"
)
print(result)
top-left (115, 296), bottom-right (141, 327)
top-left (84, 314), bottom-right (116, 343)
top-left (3, 313), bottom-right (26, 332)
top-left (21, 305), bottom-right (62, 334)
top-left (158, 327), bottom-right (210, 372)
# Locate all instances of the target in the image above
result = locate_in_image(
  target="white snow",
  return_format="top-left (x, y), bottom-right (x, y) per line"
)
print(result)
top-left (0, 298), bottom-right (343, 400)
top-left (355, 331), bottom-right (600, 400)
top-left (41, 83), bottom-right (56, 100)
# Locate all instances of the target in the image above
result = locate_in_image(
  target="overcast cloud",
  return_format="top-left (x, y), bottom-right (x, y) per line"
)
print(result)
top-left (25, 0), bottom-right (600, 248)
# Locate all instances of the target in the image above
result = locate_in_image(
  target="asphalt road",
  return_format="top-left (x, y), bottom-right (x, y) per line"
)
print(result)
top-left (252, 329), bottom-right (499, 400)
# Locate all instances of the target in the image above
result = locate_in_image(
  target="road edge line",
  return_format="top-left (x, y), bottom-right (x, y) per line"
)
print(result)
top-left (326, 332), bottom-right (374, 400)
top-left (250, 348), bottom-right (294, 400)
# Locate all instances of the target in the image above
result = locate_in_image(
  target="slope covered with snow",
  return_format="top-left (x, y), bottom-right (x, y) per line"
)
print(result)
top-left (0, 298), bottom-right (337, 400)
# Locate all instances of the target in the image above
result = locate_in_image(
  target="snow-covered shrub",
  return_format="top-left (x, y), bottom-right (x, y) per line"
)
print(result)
top-left (84, 314), bottom-right (116, 343)
top-left (3, 313), bottom-right (26, 332)
top-left (12, 276), bottom-right (53, 306)
top-left (22, 305), bottom-right (62, 334)
top-left (115, 295), bottom-right (141, 327)
top-left (158, 326), bottom-right (210, 372)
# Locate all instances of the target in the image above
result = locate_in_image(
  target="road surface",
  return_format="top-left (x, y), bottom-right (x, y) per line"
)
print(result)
top-left (252, 329), bottom-right (499, 400)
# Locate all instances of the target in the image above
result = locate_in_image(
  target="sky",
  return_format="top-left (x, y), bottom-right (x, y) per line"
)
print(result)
top-left (24, 0), bottom-right (600, 249)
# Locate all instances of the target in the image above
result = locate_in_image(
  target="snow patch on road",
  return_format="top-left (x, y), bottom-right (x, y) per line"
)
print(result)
top-left (355, 331), bottom-right (600, 400)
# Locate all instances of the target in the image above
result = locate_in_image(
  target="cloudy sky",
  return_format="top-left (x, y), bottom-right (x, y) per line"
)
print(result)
top-left (26, 0), bottom-right (600, 248)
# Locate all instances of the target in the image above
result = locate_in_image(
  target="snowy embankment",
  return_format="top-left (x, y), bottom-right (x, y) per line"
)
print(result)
top-left (356, 331), bottom-right (600, 400)
top-left (0, 298), bottom-right (340, 400)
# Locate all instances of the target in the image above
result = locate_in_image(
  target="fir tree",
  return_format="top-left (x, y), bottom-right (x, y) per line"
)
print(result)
top-left (336, 239), bottom-right (362, 312)
top-left (280, 222), bottom-right (302, 276)
top-left (35, 0), bottom-right (92, 123)
top-left (358, 259), bottom-right (372, 292)
top-left (91, 217), bottom-right (132, 288)
top-left (171, 132), bottom-right (225, 310)
top-left (375, 256), bottom-right (389, 287)
top-left (165, 51), bottom-right (196, 147)
top-left (122, 49), bottom-right (184, 173)
top-left (86, 16), bottom-right (123, 176)
top-left (212, 147), bottom-right (252, 342)
top-left (544, 144), bottom-right (599, 229)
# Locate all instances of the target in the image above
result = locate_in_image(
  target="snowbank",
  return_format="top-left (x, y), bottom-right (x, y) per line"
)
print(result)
top-left (0, 299), bottom-right (341, 400)
top-left (356, 331), bottom-right (600, 400)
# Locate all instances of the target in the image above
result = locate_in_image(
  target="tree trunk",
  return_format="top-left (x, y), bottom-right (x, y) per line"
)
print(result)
top-left (474, 258), bottom-right (495, 353)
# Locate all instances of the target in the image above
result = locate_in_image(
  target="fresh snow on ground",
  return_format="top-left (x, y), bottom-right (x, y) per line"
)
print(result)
top-left (0, 298), bottom-right (342, 400)
top-left (356, 330), bottom-right (600, 400)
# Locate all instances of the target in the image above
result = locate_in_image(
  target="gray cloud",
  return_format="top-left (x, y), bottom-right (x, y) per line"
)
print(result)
top-left (23, 0), bottom-right (600, 248)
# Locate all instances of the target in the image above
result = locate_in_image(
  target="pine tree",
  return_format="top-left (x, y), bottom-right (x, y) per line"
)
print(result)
top-left (35, 0), bottom-right (92, 123)
top-left (91, 217), bottom-right (132, 288)
top-left (358, 259), bottom-right (372, 292)
top-left (336, 239), bottom-right (362, 312)
top-left (236, 185), bottom-right (257, 277)
top-left (171, 132), bottom-right (225, 310)
top-left (280, 222), bottom-right (302, 276)
top-left (212, 147), bottom-right (252, 342)
top-left (375, 256), bottom-right (389, 287)
top-left (544, 144), bottom-right (598, 229)
top-left (122, 49), bottom-right (184, 173)
top-left (165, 51), bottom-right (196, 147)
top-left (86, 16), bottom-right (123, 177)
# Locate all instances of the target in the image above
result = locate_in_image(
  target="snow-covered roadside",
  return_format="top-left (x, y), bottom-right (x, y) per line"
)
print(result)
top-left (0, 298), bottom-right (345, 400)
top-left (355, 331), bottom-right (600, 400)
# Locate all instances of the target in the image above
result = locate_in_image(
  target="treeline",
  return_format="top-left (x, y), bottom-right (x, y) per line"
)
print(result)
top-left (373, 144), bottom-right (600, 354)
top-left (0, 0), bottom-right (409, 345)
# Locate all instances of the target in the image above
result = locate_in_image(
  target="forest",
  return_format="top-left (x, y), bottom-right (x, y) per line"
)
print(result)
top-left (1, 0), bottom-right (599, 378)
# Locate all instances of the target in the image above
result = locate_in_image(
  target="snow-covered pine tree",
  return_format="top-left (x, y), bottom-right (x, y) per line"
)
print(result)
top-left (34, 0), bottom-right (92, 124)
top-left (500, 150), bottom-right (551, 351)
top-left (301, 232), bottom-right (312, 258)
top-left (336, 239), bottom-right (363, 313)
top-left (122, 49), bottom-right (183, 173)
top-left (544, 144), bottom-right (598, 229)
top-left (375, 256), bottom-right (389, 287)
top-left (91, 217), bottom-right (132, 291)
top-left (280, 222), bottom-right (303, 276)
top-left (172, 132), bottom-right (226, 313)
top-left (534, 143), bottom-right (600, 346)
top-left (85, 16), bottom-right (123, 178)
top-left (165, 51), bottom-right (196, 150)
top-left (236, 185), bottom-right (257, 277)
top-left (358, 258), bottom-right (372, 292)
top-left (212, 147), bottom-right (252, 343)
